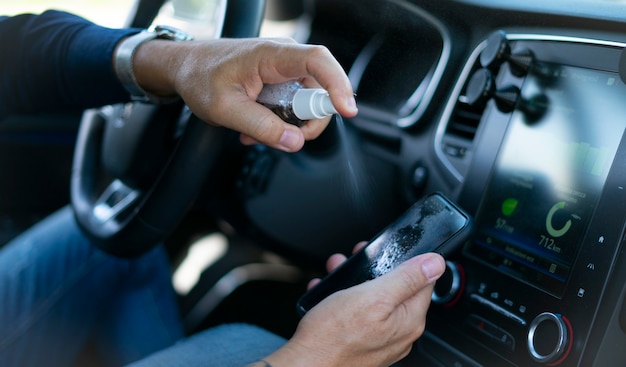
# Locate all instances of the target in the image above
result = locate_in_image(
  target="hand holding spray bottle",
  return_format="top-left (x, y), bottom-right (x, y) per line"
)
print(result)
top-left (256, 81), bottom-right (338, 126)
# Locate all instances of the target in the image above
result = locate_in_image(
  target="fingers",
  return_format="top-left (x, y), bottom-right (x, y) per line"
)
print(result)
top-left (307, 278), bottom-right (320, 290)
top-left (238, 114), bottom-right (333, 150)
top-left (326, 253), bottom-right (347, 273)
top-left (233, 101), bottom-right (306, 152)
top-left (173, 38), bottom-right (357, 153)
top-left (239, 134), bottom-right (259, 146)
top-left (352, 241), bottom-right (367, 254)
top-left (324, 241), bottom-right (367, 274)
top-left (367, 253), bottom-right (445, 305)
top-left (306, 253), bottom-right (347, 290)
top-left (246, 42), bottom-right (356, 150)
top-left (260, 43), bottom-right (358, 118)
top-left (307, 241), bottom-right (366, 291)
top-left (209, 90), bottom-right (307, 151)
top-left (299, 116), bottom-right (332, 140)
top-left (298, 253), bottom-right (446, 367)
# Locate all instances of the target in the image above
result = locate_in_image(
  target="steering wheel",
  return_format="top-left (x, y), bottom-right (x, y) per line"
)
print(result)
top-left (71, 0), bottom-right (266, 257)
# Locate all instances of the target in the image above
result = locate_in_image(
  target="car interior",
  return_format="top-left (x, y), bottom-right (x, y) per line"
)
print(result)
top-left (5, 0), bottom-right (626, 366)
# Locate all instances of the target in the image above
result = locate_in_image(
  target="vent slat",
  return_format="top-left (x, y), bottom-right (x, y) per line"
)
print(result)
top-left (445, 100), bottom-right (482, 141)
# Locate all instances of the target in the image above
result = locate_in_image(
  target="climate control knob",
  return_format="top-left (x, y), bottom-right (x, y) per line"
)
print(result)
top-left (527, 312), bottom-right (572, 364)
top-left (431, 261), bottom-right (463, 305)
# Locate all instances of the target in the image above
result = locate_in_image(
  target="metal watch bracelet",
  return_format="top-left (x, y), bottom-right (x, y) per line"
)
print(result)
top-left (114, 26), bottom-right (193, 104)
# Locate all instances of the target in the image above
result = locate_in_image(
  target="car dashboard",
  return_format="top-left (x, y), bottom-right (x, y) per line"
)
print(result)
top-left (206, 0), bottom-right (626, 366)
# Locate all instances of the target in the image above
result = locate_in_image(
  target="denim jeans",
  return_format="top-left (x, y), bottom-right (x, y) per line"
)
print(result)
top-left (127, 323), bottom-right (287, 367)
top-left (0, 206), bottom-right (184, 367)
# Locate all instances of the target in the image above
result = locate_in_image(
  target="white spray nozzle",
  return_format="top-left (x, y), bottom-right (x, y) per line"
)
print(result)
top-left (292, 88), bottom-right (338, 120)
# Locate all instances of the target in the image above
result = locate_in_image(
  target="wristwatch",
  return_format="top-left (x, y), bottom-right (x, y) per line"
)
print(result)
top-left (115, 25), bottom-right (194, 104)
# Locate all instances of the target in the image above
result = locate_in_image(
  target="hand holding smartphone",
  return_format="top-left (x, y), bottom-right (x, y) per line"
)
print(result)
top-left (297, 192), bottom-right (473, 315)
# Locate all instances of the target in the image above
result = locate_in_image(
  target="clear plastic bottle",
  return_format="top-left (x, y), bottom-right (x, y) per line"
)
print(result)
top-left (256, 81), bottom-right (338, 126)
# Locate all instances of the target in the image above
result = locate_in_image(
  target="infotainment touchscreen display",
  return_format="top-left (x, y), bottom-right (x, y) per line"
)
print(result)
top-left (467, 64), bottom-right (626, 297)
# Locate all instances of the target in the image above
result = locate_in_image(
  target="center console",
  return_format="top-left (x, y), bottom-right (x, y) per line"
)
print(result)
top-left (419, 31), bottom-right (626, 366)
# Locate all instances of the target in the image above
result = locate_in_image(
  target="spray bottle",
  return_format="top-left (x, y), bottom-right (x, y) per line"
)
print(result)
top-left (256, 81), bottom-right (338, 126)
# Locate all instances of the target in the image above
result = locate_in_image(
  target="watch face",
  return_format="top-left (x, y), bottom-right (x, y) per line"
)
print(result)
top-left (150, 25), bottom-right (194, 41)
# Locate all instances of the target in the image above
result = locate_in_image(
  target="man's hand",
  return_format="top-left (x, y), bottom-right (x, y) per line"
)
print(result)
top-left (264, 251), bottom-right (445, 367)
top-left (132, 38), bottom-right (358, 152)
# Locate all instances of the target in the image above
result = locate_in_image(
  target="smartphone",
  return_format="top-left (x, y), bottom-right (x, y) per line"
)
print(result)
top-left (297, 192), bottom-right (473, 315)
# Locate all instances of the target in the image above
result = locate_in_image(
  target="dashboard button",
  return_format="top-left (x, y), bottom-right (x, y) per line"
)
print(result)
top-left (418, 333), bottom-right (482, 367)
top-left (470, 294), bottom-right (527, 326)
top-left (467, 314), bottom-right (516, 351)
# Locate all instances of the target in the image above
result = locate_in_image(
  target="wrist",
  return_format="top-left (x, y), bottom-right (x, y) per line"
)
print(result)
top-left (113, 25), bottom-right (192, 104)
top-left (259, 339), bottom-right (342, 367)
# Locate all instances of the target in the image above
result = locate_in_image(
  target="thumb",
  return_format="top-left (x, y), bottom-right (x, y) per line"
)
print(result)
top-left (368, 253), bottom-right (446, 305)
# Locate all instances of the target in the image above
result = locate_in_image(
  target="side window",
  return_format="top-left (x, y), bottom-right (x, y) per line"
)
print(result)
top-left (2, 0), bottom-right (137, 28)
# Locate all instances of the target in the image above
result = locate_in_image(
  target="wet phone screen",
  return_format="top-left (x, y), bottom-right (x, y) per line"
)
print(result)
top-left (297, 192), bottom-right (473, 315)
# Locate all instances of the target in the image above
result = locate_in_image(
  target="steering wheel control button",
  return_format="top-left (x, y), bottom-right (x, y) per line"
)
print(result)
top-left (93, 180), bottom-right (140, 223)
top-left (237, 146), bottom-right (276, 198)
top-left (466, 314), bottom-right (515, 351)
top-left (527, 312), bottom-right (572, 364)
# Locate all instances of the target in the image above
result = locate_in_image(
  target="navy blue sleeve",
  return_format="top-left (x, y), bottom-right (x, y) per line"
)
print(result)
top-left (0, 10), bottom-right (141, 118)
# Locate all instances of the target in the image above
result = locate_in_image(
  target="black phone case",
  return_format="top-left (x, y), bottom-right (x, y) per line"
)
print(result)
top-left (297, 192), bottom-right (473, 315)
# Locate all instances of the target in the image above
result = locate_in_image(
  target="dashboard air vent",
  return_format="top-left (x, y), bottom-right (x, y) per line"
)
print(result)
top-left (445, 95), bottom-right (482, 141)
top-left (434, 41), bottom-right (487, 182)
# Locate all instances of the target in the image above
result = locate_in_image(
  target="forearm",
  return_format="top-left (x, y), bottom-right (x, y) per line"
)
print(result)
top-left (0, 10), bottom-right (137, 117)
